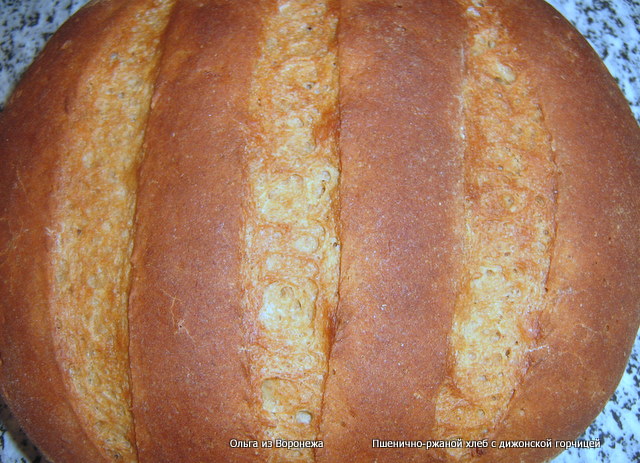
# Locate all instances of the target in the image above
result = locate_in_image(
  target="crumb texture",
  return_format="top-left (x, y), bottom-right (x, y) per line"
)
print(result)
top-left (243, 0), bottom-right (340, 461)
top-left (48, 1), bottom-right (174, 461)
top-left (434, 0), bottom-right (557, 457)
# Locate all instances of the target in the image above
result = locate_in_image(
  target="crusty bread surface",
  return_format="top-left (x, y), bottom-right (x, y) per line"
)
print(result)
top-left (0, 0), bottom-right (638, 462)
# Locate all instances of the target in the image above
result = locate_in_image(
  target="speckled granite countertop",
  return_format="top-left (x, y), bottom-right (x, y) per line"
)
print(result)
top-left (0, 1), bottom-right (638, 462)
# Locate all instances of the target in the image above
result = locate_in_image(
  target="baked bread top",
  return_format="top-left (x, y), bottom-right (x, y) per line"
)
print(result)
top-left (0, 1), bottom-right (638, 462)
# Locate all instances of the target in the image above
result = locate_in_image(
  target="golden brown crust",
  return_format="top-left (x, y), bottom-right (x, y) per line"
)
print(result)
top-left (471, 1), bottom-right (640, 461)
top-left (0, 1), bottom-right (166, 461)
top-left (318, 1), bottom-right (466, 461)
top-left (48, 1), bottom-right (173, 460)
top-left (0, 1), bottom-right (638, 462)
top-left (127, 1), bottom-right (264, 461)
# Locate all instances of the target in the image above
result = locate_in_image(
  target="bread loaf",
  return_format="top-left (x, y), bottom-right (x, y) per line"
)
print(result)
top-left (0, 0), bottom-right (638, 462)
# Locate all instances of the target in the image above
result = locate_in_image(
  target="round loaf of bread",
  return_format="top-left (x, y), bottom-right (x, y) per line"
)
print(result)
top-left (0, 0), bottom-right (638, 462)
